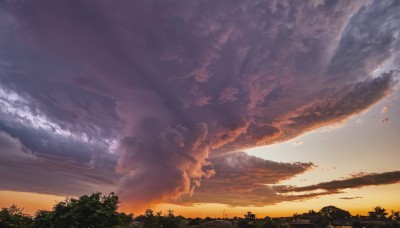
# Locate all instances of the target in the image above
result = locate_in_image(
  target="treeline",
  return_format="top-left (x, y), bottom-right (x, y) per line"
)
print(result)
top-left (0, 192), bottom-right (132, 228)
top-left (1, 192), bottom-right (400, 228)
top-left (289, 206), bottom-right (400, 228)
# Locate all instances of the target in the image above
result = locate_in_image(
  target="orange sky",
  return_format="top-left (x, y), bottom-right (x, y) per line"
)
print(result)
top-left (2, 184), bottom-right (399, 218)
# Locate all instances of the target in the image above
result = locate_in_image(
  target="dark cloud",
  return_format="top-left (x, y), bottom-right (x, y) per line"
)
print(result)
top-left (0, 0), bottom-right (399, 207)
top-left (0, 131), bottom-right (119, 196)
top-left (278, 171), bottom-right (400, 194)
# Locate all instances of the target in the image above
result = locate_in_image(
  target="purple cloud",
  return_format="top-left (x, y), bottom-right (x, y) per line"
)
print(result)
top-left (178, 152), bottom-right (314, 206)
top-left (0, 131), bottom-right (118, 196)
top-left (0, 0), bottom-right (399, 208)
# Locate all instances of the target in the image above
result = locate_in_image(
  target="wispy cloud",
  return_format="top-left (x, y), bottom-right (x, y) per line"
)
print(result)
top-left (339, 196), bottom-right (363, 200)
top-left (278, 171), bottom-right (400, 194)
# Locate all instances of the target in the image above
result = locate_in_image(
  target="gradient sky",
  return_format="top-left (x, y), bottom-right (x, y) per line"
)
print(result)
top-left (0, 0), bottom-right (400, 218)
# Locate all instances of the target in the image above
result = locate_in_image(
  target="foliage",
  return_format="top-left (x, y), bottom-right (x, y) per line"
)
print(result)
top-left (140, 208), bottom-right (185, 228)
top-left (389, 211), bottom-right (400, 222)
top-left (261, 217), bottom-right (286, 228)
top-left (319, 205), bottom-right (351, 220)
top-left (15, 192), bottom-right (131, 228)
top-left (116, 212), bottom-right (133, 227)
top-left (0, 205), bottom-right (32, 228)
top-left (236, 218), bottom-right (250, 228)
top-left (245, 211), bottom-right (256, 220)
top-left (46, 192), bottom-right (121, 227)
top-left (187, 217), bottom-right (202, 226)
top-left (31, 210), bottom-right (52, 228)
top-left (369, 206), bottom-right (388, 220)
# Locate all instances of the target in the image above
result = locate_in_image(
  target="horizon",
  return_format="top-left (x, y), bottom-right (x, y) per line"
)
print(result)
top-left (1, 190), bottom-right (397, 219)
top-left (0, 0), bottom-right (400, 220)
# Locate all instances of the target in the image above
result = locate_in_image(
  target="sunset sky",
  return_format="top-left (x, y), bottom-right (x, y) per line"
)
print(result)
top-left (0, 0), bottom-right (399, 218)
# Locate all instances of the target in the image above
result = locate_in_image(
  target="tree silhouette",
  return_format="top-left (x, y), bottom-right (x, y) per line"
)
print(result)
top-left (167, 209), bottom-right (174, 217)
top-left (31, 210), bottom-right (52, 228)
top-left (188, 217), bottom-right (202, 226)
top-left (54, 192), bottom-right (120, 227)
top-left (142, 208), bottom-right (185, 228)
top-left (320, 205), bottom-right (350, 221)
top-left (389, 210), bottom-right (400, 222)
top-left (305, 210), bottom-right (319, 216)
top-left (144, 208), bottom-right (154, 218)
top-left (368, 206), bottom-right (388, 220)
top-left (30, 192), bottom-right (132, 228)
top-left (0, 205), bottom-right (32, 228)
top-left (143, 208), bottom-right (156, 228)
top-left (244, 211), bottom-right (256, 220)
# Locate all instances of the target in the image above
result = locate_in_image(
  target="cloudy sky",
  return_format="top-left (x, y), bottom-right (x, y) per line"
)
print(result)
top-left (0, 0), bottom-right (399, 217)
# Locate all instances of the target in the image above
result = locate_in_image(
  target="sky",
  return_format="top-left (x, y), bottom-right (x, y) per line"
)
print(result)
top-left (0, 0), bottom-right (400, 218)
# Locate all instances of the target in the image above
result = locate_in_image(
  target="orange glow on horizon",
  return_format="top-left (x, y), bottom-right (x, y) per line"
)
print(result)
top-left (118, 184), bottom-right (400, 218)
top-left (0, 191), bottom-right (65, 215)
top-left (1, 185), bottom-right (399, 218)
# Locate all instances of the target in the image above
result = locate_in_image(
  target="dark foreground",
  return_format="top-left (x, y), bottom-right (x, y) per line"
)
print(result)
top-left (1, 193), bottom-right (399, 228)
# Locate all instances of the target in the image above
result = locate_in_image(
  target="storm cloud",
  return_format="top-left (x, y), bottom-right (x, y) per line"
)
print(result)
top-left (0, 0), bottom-right (399, 208)
top-left (0, 130), bottom-right (118, 196)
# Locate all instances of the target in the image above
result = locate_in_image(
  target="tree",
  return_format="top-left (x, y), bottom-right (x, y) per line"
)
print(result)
top-left (167, 209), bottom-right (174, 217)
top-left (237, 218), bottom-right (249, 228)
top-left (0, 205), bottom-right (32, 228)
top-left (320, 205), bottom-right (351, 221)
top-left (245, 211), bottom-right (256, 220)
top-left (388, 210), bottom-right (400, 228)
top-left (31, 210), bottom-right (53, 228)
top-left (159, 215), bottom-right (185, 228)
top-left (188, 217), bottom-right (202, 226)
top-left (143, 208), bottom-right (157, 228)
top-left (31, 192), bottom-right (123, 228)
top-left (389, 210), bottom-right (400, 222)
top-left (141, 209), bottom-right (185, 228)
top-left (368, 206), bottom-right (388, 220)
top-left (262, 216), bottom-right (276, 228)
top-left (54, 192), bottom-right (119, 227)
top-left (144, 208), bottom-right (154, 218)
top-left (116, 212), bottom-right (133, 227)
top-left (50, 200), bottom-right (75, 227)
top-left (305, 210), bottom-right (319, 216)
